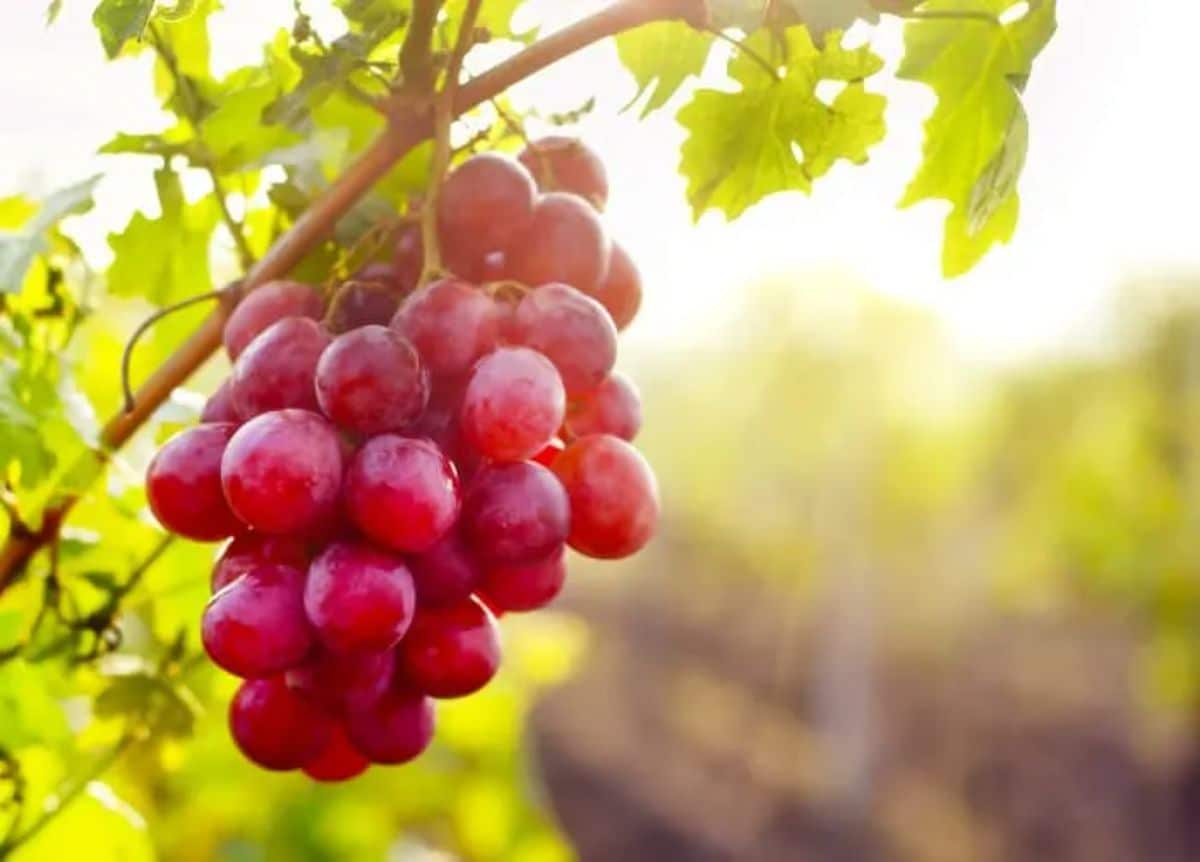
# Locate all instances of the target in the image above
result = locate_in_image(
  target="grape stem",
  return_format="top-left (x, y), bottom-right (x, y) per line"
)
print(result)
top-left (419, 0), bottom-right (485, 286)
top-left (0, 0), bottom-right (711, 592)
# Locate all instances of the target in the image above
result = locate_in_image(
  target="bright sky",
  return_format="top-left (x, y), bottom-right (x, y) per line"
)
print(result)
top-left (0, 1), bottom-right (1196, 363)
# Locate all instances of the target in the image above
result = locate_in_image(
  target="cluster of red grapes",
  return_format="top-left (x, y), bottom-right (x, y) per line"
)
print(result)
top-left (144, 137), bottom-right (657, 782)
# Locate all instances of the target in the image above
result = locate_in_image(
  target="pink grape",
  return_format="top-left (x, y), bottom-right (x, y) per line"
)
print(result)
top-left (224, 280), bottom-right (323, 360)
top-left (304, 541), bottom-right (416, 654)
top-left (344, 435), bottom-right (460, 553)
top-left (479, 546), bottom-right (566, 613)
top-left (231, 317), bottom-right (331, 418)
top-left (390, 278), bottom-right (502, 379)
top-left (345, 689), bottom-right (435, 765)
top-left (461, 461), bottom-right (569, 563)
top-left (565, 371), bottom-right (642, 441)
top-left (202, 563), bottom-right (314, 678)
top-left (460, 347), bottom-right (566, 462)
top-left (553, 434), bottom-right (659, 559)
top-left (590, 241), bottom-right (642, 331)
top-left (518, 136), bottom-right (608, 209)
top-left (397, 596), bottom-right (501, 698)
top-left (146, 423), bottom-right (241, 542)
top-left (200, 379), bottom-right (240, 423)
top-left (303, 724), bottom-right (370, 782)
top-left (315, 325), bottom-right (429, 435)
top-left (286, 647), bottom-right (395, 714)
top-left (504, 192), bottom-right (610, 293)
top-left (211, 534), bottom-right (309, 593)
top-left (407, 528), bottom-right (481, 607)
top-left (221, 409), bottom-right (343, 535)
top-left (437, 153), bottom-right (536, 278)
top-left (512, 282), bottom-right (617, 397)
top-left (229, 676), bottom-right (334, 770)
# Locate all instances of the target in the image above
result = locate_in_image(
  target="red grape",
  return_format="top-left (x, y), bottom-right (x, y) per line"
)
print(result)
top-left (287, 647), bottom-right (395, 714)
top-left (229, 676), bottom-right (334, 770)
top-left (304, 541), bottom-right (416, 654)
top-left (590, 241), bottom-right (642, 331)
top-left (565, 371), bottom-right (642, 441)
top-left (390, 278), bottom-right (502, 379)
top-left (324, 279), bottom-right (402, 332)
top-left (392, 222), bottom-right (424, 294)
top-left (315, 325), bottom-right (429, 435)
top-left (518, 136), bottom-right (608, 209)
top-left (480, 546), bottom-right (566, 613)
top-left (553, 434), bottom-right (659, 559)
top-left (437, 153), bottom-right (536, 278)
top-left (212, 534), bottom-right (309, 593)
top-left (345, 689), bottom-right (435, 765)
top-left (303, 723), bottom-right (370, 782)
top-left (224, 281), bottom-right (324, 360)
top-left (202, 563), bottom-right (314, 678)
top-left (398, 596), bottom-right (501, 698)
top-left (461, 461), bottom-right (569, 563)
top-left (532, 437), bottom-right (565, 468)
top-left (408, 528), bottom-right (481, 607)
top-left (504, 192), bottom-right (610, 293)
top-left (344, 435), bottom-right (460, 553)
top-left (460, 347), bottom-right (565, 462)
top-left (221, 409), bottom-right (343, 535)
top-left (146, 423), bottom-right (241, 542)
top-left (512, 283), bottom-right (617, 397)
top-left (231, 317), bottom-right (331, 418)
top-left (200, 378), bottom-right (240, 423)
top-left (408, 382), bottom-right (482, 481)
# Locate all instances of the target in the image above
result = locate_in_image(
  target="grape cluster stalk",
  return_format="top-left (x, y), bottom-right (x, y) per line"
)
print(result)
top-left (145, 140), bottom-right (659, 781)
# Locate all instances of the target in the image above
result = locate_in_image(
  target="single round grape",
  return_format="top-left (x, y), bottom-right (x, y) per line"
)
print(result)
top-left (344, 435), bottom-right (460, 553)
top-left (461, 461), bottom-right (569, 563)
top-left (553, 434), bottom-right (659, 559)
top-left (518, 136), bottom-right (608, 209)
top-left (532, 437), bottom-right (565, 468)
top-left (437, 153), bottom-right (536, 278)
top-left (325, 279), bottom-right (402, 332)
top-left (146, 423), bottom-right (241, 541)
top-left (212, 534), bottom-right (309, 593)
top-left (565, 372), bottom-right (642, 441)
top-left (315, 325), bottom-right (429, 435)
top-left (390, 278), bottom-right (502, 379)
top-left (304, 541), bottom-right (416, 654)
top-left (409, 382), bottom-right (482, 482)
top-left (221, 409), bottom-right (343, 535)
top-left (286, 647), bottom-right (395, 714)
top-left (345, 689), bottom-right (435, 765)
top-left (200, 378), bottom-right (240, 423)
top-left (504, 192), bottom-right (610, 293)
top-left (480, 546), bottom-right (566, 613)
top-left (229, 676), bottom-right (334, 770)
top-left (589, 241), bottom-right (642, 331)
top-left (408, 528), bottom-right (481, 607)
top-left (224, 280), bottom-right (324, 360)
top-left (231, 317), bottom-right (330, 418)
top-left (202, 563), bottom-right (314, 678)
top-left (392, 222), bottom-right (424, 294)
top-left (398, 596), bottom-right (501, 698)
top-left (512, 282), bottom-right (617, 397)
top-left (303, 723), bottom-right (370, 782)
top-left (460, 347), bottom-right (565, 462)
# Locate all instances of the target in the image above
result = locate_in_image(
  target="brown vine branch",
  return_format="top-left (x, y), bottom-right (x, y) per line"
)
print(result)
top-left (419, 0), bottom-right (484, 284)
top-left (0, 0), bottom-right (710, 593)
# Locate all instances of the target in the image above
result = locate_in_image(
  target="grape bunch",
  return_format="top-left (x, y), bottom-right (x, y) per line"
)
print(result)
top-left (144, 138), bottom-right (658, 782)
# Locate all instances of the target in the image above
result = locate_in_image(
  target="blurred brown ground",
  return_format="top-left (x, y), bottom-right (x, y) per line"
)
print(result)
top-left (531, 537), bottom-right (1200, 862)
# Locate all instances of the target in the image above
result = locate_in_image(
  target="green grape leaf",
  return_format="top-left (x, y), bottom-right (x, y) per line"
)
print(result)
top-left (99, 130), bottom-right (199, 160)
top-left (899, 0), bottom-right (1057, 276)
top-left (0, 364), bottom-right (57, 486)
top-left (709, 0), bottom-right (880, 33)
top-left (445, 0), bottom-right (529, 40)
top-left (92, 0), bottom-right (155, 58)
top-left (0, 175), bottom-right (100, 294)
top-left (106, 169), bottom-right (218, 305)
top-left (616, 22), bottom-right (712, 118)
top-left (95, 673), bottom-right (199, 738)
top-left (677, 28), bottom-right (885, 220)
top-left (46, 0), bottom-right (64, 24)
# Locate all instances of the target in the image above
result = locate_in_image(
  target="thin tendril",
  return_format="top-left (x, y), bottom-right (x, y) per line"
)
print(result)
top-left (120, 284), bottom-right (241, 414)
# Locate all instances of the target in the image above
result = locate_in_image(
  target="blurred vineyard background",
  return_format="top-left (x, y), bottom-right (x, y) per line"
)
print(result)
top-left (10, 271), bottom-right (1200, 860)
